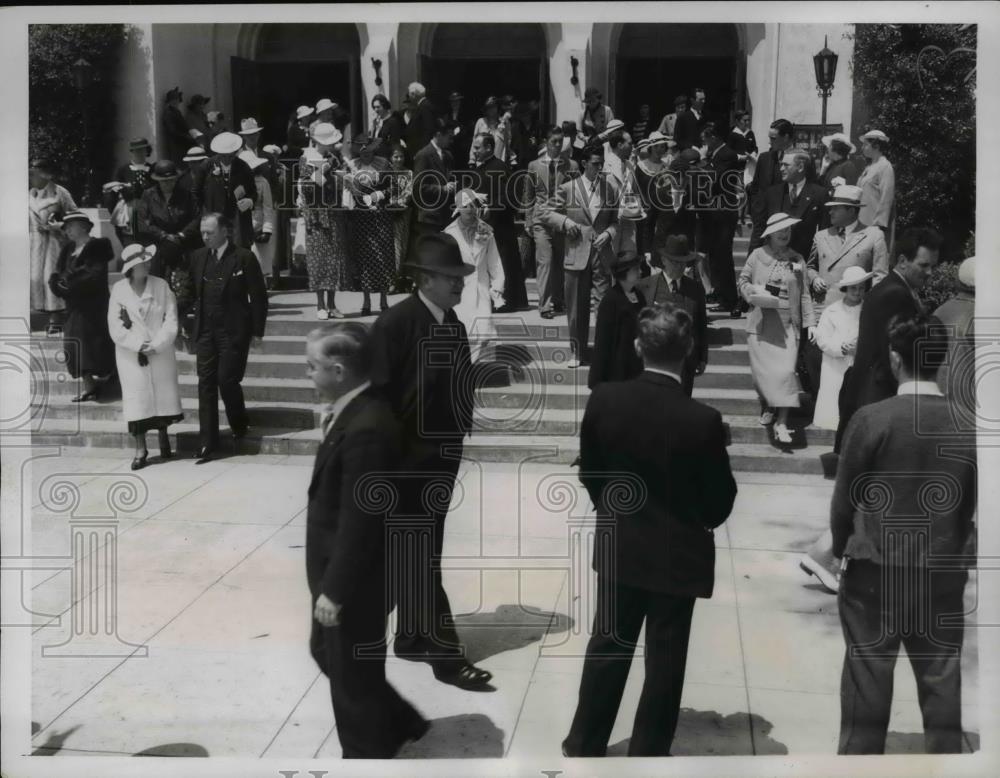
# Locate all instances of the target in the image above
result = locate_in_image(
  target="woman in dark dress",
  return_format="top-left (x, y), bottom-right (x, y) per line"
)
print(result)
top-left (105, 137), bottom-right (154, 247)
top-left (135, 160), bottom-right (201, 279)
top-left (48, 211), bottom-right (116, 401)
top-left (589, 252), bottom-right (647, 389)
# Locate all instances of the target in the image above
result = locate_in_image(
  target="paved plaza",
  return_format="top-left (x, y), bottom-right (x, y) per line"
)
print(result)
top-left (25, 448), bottom-right (980, 759)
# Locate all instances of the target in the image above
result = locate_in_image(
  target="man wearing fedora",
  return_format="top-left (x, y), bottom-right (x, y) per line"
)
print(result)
top-left (542, 144), bottom-right (620, 369)
top-left (411, 117), bottom-right (458, 240)
top-left (835, 227), bottom-right (941, 454)
top-left (136, 160), bottom-right (201, 279)
top-left (194, 131), bottom-right (258, 249)
top-left (671, 95), bottom-right (701, 151)
top-left (638, 234), bottom-right (708, 396)
top-left (805, 184), bottom-right (889, 401)
top-left (184, 212), bottom-right (268, 463)
top-left (163, 87), bottom-right (193, 165)
top-left (563, 302), bottom-right (737, 757)
top-left (368, 232), bottom-right (515, 692)
top-left (239, 117), bottom-right (264, 156)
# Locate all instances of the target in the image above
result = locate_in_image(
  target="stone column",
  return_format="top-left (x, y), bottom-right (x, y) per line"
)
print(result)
top-left (359, 23), bottom-right (399, 134)
top-left (550, 23), bottom-right (593, 125)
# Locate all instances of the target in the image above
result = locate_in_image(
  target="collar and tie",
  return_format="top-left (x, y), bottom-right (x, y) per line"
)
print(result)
top-left (837, 226), bottom-right (847, 239)
top-left (321, 406), bottom-right (336, 438)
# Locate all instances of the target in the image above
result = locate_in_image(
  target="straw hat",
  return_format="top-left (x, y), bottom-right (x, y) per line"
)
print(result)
top-left (315, 98), bottom-right (337, 114)
top-left (311, 122), bottom-right (342, 147)
top-left (62, 210), bottom-right (94, 230)
top-left (296, 105), bottom-right (315, 121)
top-left (860, 129), bottom-right (889, 144)
top-left (121, 244), bottom-right (157, 276)
top-left (825, 184), bottom-right (863, 207)
top-left (239, 118), bottom-right (263, 136)
top-left (761, 212), bottom-right (801, 239)
top-left (837, 265), bottom-right (875, 289)
top-left (209, 132), bottom-right (242, 155)
top-left (821, 131), bottom-right (856, 154)
top-left (183, 146), bottom-right (208, 163)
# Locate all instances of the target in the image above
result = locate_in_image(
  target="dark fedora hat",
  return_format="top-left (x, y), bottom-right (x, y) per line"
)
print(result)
top-left (448, 90), bottom-right (464, 101)
top-left (62, 210), bottom-right (94, 229)
top-left (584, 86), bottom-right (602, 100)
top-left (403, 233), bottom-right (475, 278)
top-left (669, 148), bottom-right (702, 172)
top-left (188, 93), bottom-right (211, 107)
top-left (610, 250), bottom-right (642, 275)
top-left (658, 234), bottom-right (699, 263)
top-left (150, 160), bottom-right (179, 181)
top-left (129, 137), bottom-right (152, 153)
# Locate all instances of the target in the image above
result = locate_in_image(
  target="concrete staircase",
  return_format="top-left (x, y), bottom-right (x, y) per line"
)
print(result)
top-left (31, 236), bottom-right (834, 473)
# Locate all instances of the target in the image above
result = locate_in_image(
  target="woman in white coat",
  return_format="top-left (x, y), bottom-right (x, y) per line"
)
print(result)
top-left (444, 189), bottom-right (505, 361)
top-left (812, 265), bottom-right (871, 430)
top-left (107, 244), bottom-right (183, 470)
top-left (239, 150), bottom-right (277, 283)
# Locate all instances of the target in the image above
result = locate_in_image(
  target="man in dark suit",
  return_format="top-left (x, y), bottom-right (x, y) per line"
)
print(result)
top-left (834, 227), bottom-right (941, 453)
top-left (562, 302), bottom-right (737, 757)
top-left (193, 132), bottom-right (258, 249)
top-left (468, 132), bottom-right (529, 310)
top-left (695, 120), bottom-right (743, 316)
top-left (369, 233), bottom-right (516, 691)
top-left (184, 212), bottom-right (269, 463)
top-left (444, 90), bottom-right (475, 170)
top-left (746, 118), bottom-right (794, 226)
top-left (403, 82), bottom-right (438, 160)
top-left (305, 322), bottom-right (429, 758)
top-left (750, 148), bottom-right (828, 258)
top-left (670, 95), bottom-right (699, 150)
top-left (638, 234), bottom-right (708, 395)
top-left (833, 314), bottom-right (976, 754)
top-left (411, 118), bottom-right (458, 242)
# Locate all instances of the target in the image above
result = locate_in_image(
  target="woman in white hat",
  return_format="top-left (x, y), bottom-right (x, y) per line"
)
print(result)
top-left (812, 265), bottom-right (872, 430)
top-left (856, 129), bottom-right (895, 236)
top-left (819, 133), bottom-right (859, 192)
top-left (738, 212), bottom-right (817, 445)
top-left (238, 150), bottom-right (277, 286)
top-left (470, 96), bottom-right (513, 166)
top-left (633, 132), bottom-right (671, 262)
top-left (108, 244), bottom-right (183, 470)
top-left (444, 188), bottom-right (505, 361)
top-left (299, 124), bottom-right (350, 319)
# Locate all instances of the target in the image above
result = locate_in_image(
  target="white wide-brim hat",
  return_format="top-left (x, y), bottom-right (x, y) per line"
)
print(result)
top-left (761, 212), bottom-right (801, 239)
top-left (210, 132), bottom-right (242, 155)
top-left (646, 130), bottom-right (674, 147)
top-left (826, 184), bottom-right (863, 207)
top-left (860, 129), bottom-right (889, 144)
top-left (821, 132), bottom-right (856, 154)
top-left (121, 243), bottom-right (157, 276)
top-left (958, 257), bottom-right (975, 289)
top-left (238, 149), bottom-right (267, 171)
top-left (311, 122), bottom-right (342, 147)
top-left (451, 188), bottom-right (488, 216)
top-left (837, 265), bottom-right (875, 289)
top-left (239, 118), bottom-right (263, 136)
top-left (183, 146), bottom-right (208, 162)
top-left (296, 105), bottom-right (315, 121)
top-left (315, 98), bottom-right (337, 114)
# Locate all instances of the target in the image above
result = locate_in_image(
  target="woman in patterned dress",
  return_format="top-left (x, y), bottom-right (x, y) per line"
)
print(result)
top-left (387, 144), bottom-right (413, 279)
top-left (29, 158), bottom-right (77, 332)
top-left (344, 133), bottom-right (395, 315)
top-left (738, 212), bottom-right (817, 446)
top-left (299, 123), bottom-right (350, 319)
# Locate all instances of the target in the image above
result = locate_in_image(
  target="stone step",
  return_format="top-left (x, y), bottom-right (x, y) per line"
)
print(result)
top-left (31, 419), bottom-right (831, 473)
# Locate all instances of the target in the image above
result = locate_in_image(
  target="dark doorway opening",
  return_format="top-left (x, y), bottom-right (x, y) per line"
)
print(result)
top-left (421, 57), bottom-right (546, 122)
top-left (617, 57), bottom-right (736, 135)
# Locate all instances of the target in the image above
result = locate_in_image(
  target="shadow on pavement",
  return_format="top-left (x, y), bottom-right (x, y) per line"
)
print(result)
top-left (31, 724), bottom-right (81, 755)
top-left (607, 709), bottom-right (788, 756)
top-left (397, 713), bottom-right (503, 758)
top-left (134, 743), bottom-right (210, 756)
top-left (455, 604), bottom-right (574, 665)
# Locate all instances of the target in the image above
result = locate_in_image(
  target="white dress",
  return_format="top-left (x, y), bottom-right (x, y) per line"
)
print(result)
top-left (107, 276), bottom-right (183, 425)
top-left (813, 299), bottom-right (862, 430)
top-left (444, 218), bottom-right (505, 362)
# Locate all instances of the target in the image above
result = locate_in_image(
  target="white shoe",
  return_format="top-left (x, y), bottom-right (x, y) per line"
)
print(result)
top-left (799, 554), bottom-right (840, 594)
top-left (566, 358), bottom-right (581, 369)
top-left (773, 423), bottom-right (793, 444)
top-left (316, 308), bottom-right (329, 320)
top-left (759, 410), bottom-right (775, 426)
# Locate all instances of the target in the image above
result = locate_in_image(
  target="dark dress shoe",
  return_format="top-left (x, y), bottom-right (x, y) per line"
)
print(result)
top-left (195, 447), bottom-right (214, 464)
top-left (432, 660), bottom-right (494, 691)
top-left (71, 386), bottom-right (101, 403)
top-left (130, 453), bottom-right (148, 471)
top-left (539, 309), bottom-right (555, 319)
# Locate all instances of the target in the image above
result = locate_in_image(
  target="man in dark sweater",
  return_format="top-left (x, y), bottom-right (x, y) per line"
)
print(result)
top-left (832, 313), bottom-right (976, 754)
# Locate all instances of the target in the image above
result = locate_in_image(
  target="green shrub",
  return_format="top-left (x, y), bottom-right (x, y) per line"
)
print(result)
top-left (919, 261), bottom-right (958, 313)
top-left (29, 24), bottom-right (128, 205)
top-left (850, 24), bottom-right (976, 262)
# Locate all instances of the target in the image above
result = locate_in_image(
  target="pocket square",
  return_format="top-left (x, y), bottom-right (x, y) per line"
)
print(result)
top-left (233, 270), bottom-right (244, 278)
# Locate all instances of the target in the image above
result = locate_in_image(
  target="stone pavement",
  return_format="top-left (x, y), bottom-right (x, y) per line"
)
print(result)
top-left (25, 447), bottom-right (979, 759)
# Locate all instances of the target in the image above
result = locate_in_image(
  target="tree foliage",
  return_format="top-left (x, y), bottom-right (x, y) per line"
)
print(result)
top-left (850, 24), bottom-right (976, 262)
top-left (29, 24), bottom-right (128, 205)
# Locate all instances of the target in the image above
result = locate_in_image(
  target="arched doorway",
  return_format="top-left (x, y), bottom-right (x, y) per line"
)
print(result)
top-left (613, 24), bottom-right (744, 134)
top-left (230, 23), bottom-right (363, 146)
top-left (417, 23), bottom-right (550, 124)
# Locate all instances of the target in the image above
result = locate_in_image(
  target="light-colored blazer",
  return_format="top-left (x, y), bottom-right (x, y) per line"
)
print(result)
top-left (524, 154), bottom-right (579, 232)
top-left (807, 221), bottom-right (888, 312)
top-left (857, 156), bottom-right (895, 229)
top-left (541, 174), bottom-right (620, 271)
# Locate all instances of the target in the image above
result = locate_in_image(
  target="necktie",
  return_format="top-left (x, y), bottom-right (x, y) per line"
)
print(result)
top-left (548, 160), bottom-right (556, 191)
top-left (837, 226), bottom-right (846, 240)
top-left (672, 280), bottom-right (679, 294)
top-left (321, 407), bottom-right (335, 438)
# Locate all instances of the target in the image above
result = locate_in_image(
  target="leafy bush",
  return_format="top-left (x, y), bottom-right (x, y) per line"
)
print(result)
top-left (919, 261), bottom-right (958, 313)
top-left (850, 24), bottom-right (975, 262)
top-left (29, 24), bottom-right (128, 205)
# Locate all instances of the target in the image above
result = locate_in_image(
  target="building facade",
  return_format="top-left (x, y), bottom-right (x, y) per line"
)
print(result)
top-left (115, 22), bottom-right (855, 162)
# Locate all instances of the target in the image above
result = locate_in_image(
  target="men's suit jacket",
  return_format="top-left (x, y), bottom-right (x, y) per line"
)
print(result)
top-left (636, 272), bottom-right (708, 367)
top-left (700, 144), bottom-right (742, 216)
top-left (373, 111), bottom-right (405, 156)
top-left (469, 155), bottom-right (516, 231)
top-left (843, 270), bottom-right (921, 409)
top-left (404, 98), bottom-right (437, 159)
top-left (524, 155), bottom-right (580, 232)
top-left (746, 147), bottom-right (782, 203)
top-left (750, 180), bottom-right (828, 256)
top-left (541, 174), bottom-right (620, 271)
top-left (306, 388), bottom-right (402, 608)
top-left (195, 155), bottom-right (259, 248)
top-left (579, 370), bottom-right (737, 597)
top-left (412, 142), bottom-right (455, 228)
top-left (807, 222), bottom-right (889, 310)
top-left (185, 242), bottom-right (269, 343)
top-left (672, 110), bottom-right (700, 150)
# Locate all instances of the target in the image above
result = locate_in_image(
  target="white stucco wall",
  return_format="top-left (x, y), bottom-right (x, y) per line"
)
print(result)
top-left (774, 24), bottom-right (854, 132)
top-left (114, 24), bottom-right (157, 161)
top-left (149, 24), bottom-right (215, 159)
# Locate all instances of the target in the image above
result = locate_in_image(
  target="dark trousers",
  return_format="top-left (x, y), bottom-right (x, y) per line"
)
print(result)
top-left (195, 325), bottom-right (250, 448)
top-left (310, 595), bottom-right (426, 758)
top-left (533, 224), bottom-right (565, 312)
top-left (700, 212), bottom-right (739, 308)
top-left (564, 577), bottom-right (696, 756)
top-left (838, 560), bottom-right (967, 754)
top-left (494, 220), bottom-right (528, 309)
top-left (565, 264), bottom-right (592, 361)
top-left (800, 330), bottom-right (823, 401)
top-left (391, 451), bottom-right (465, 664)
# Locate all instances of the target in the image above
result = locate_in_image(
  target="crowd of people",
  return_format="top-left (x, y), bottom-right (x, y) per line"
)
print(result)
top-left (28, 76), bottom-right (978, 761)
